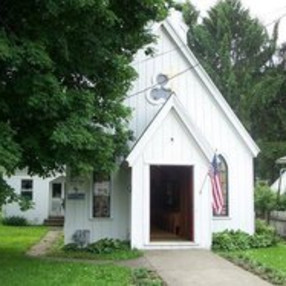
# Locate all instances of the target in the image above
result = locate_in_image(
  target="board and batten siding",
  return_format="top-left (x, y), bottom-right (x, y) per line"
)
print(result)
top-left (65, 13), bottom-right (256, 248)
top-left (64, 168), bottom-right (131, 244)
top-left (126, 23), bottom-right (255, 239)
top-left (130, 108), bottom-right (213, 249)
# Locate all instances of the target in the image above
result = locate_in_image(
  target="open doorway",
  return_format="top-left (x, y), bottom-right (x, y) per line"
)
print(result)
top-left (150, 165), bottom-right (193, 242)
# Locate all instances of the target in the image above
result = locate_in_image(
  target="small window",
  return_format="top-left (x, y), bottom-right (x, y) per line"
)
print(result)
top-left (21, 179), bottom-right (33, 201)
top-left (214, 155), bottom-right (229, 217)
top-left (92, 178), bottom-right (111, 218)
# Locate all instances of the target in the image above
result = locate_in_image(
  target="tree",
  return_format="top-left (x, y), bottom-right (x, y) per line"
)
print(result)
top-left (254, 182), bottom-right (276, 222)
top-left (255, 181), bottom-right (286, 223)
top-left (252, 43), bottom-right (286, 181)
top-left (181, 0), bottom-right (286, 181)
top-left (182, 0), bottom-right (278, 128)
top-left (0, 0), bottom-right (170, 207)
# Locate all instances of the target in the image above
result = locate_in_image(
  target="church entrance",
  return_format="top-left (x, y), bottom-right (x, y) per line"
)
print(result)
top-left (150, 165), bottom-right (194, 242)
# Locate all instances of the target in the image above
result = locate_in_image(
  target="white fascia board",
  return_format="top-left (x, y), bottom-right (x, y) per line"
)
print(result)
top-left (126, 95), bottom-right (213, 166)
top-left (126, 96), bottom-right (174, 166)
top-left (172, 96), bottom-right (213, 161)
top-left (163, 18), bottom-right (260, 157)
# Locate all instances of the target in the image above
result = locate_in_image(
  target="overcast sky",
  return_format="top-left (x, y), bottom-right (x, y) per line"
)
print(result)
top-left (185, 0), bottom-right (286, 44)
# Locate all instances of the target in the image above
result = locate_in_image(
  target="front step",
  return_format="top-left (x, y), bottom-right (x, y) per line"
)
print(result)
top-left (44, 216), bottom-right (64, 227)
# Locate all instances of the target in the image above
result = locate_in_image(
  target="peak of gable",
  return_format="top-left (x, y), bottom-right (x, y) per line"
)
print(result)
top-left (128, 11), bottom-right (259, 157)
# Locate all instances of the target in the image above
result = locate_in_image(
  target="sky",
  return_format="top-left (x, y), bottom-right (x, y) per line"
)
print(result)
top-left (185, 0), bottom-right (286, 44)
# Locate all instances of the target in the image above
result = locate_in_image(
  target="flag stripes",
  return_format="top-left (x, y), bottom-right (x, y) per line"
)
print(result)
top-left (209, 154), bottom-right (224, 214)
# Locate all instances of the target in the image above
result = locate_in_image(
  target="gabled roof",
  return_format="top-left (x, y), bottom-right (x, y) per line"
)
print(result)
top-left (151, 11), bottom-right (260, 157)
top-left (126, 94), bottom-right (214, 166)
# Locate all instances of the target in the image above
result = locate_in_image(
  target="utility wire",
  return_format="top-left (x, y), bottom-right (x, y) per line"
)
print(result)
top-left (132, 43), bottom-right (189, 65)
top-left (126, 63), bottom-right (200, 99)
top-left (132, 11), bottom-right (286, 67)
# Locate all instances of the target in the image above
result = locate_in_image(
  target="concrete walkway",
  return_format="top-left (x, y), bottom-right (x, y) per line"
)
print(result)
top-left (27, 231), bottom-right (273, 285)
top-left (27, 228), bottom-right (62, 257)
top-left (144, 250), bottom-right (272, 286)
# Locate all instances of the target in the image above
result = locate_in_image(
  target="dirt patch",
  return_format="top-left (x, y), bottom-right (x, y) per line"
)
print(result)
top-left (27, 228), bottom-right (63, 257)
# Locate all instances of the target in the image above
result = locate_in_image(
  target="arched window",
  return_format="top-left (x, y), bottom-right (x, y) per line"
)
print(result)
top-left (215, 155), bottom-right (229, 216)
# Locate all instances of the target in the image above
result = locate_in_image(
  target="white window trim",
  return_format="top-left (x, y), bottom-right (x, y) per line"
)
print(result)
top-left (213, 154), bottom-right (229, 218)
top-left (20, 179), bottom-right (33, 201)
top-left (90, 176), bottom-right (113, 220)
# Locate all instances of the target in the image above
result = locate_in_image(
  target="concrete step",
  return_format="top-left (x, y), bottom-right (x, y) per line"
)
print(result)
top-left (44, 216), bottom-right (64, 227)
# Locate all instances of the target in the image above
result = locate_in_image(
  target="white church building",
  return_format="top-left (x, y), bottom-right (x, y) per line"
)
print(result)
top-left (64, 11), bottom-right (259, 249)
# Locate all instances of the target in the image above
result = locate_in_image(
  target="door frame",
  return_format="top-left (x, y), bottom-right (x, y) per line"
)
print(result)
top-left (144, 162), bottom-right (195, 246)
top-left (49, 179), bottom-right (65, 217)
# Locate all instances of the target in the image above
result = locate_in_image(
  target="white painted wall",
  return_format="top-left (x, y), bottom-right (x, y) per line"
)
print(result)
top-left (3, 170), bottom-right (65, 224)
top-left (4, 172), bottom-right (50, 224)
top-left (130, 109), bottom-right (212, 249)
top-left (64, 168), bottom-right (131, 244)
top-left (126, 17), bottom-right (256, 242)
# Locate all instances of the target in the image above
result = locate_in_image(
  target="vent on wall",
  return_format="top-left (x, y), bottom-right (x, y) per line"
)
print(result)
top-left (147, 73), bottom-right (173, 105)
top-left (72, 229), bottom-right (90, 247)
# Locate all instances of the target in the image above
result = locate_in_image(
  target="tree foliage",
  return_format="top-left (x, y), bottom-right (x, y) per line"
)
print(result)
top-left (0, 0), bottom-right (169, 206)
top-left (254, 181), bottom-right (286, 222)
top-left (183, 0), bottom-right (278, 127)
top-left (254, 182), bottom-right (277, 221)
top-left (182, 0), bottom-right (286, 180)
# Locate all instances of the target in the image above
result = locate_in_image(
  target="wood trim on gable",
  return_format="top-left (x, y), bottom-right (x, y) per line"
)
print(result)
top-left (161, 14), bottom-right (260, 157)
top-left (126, 94), bottom-right (213, 166)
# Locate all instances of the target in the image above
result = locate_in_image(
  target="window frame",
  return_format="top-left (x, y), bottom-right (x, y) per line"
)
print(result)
top-left (91, 176), bottom-right (112, 219)
top-left (213, 155), bottom-right (229, 217)
top-left (21, 179), bottom-right (33, 201)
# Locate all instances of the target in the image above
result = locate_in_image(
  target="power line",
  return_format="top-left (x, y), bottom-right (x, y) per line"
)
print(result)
top-left (132, 12), bottom-right (286, 67)
top-left (132, 42), bottom-right (189, 65)
top-left (126, 63), bottom-right (200, 99)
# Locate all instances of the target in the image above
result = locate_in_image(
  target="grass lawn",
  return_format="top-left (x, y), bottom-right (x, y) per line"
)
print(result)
top-left (220, 243), bottom-right (286, 285)
top-left (243, 243), bottom-right (286, 273)
top-left (0, 225), bottom-right (132, 286)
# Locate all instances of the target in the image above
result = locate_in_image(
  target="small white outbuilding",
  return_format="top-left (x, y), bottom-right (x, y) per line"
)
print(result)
top-left (64, 11), bottom-right (260, 249)
top-left (3, 169), bottom-right (65, 225)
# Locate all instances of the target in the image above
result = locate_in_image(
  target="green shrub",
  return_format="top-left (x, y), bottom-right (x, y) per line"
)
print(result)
top-left (252, 219), bottom-right (278, 248)
top-left (86, 238), bottom-right (129, 254)
top-left (62, 243), bottom-right (80, 252)
top-left (2, 216), bottom-right (28, 226)
top-left (62, 238), bottom-right (131, 254)
top-left (212, 230), bottom-right (251, 251)
top-left (254, 182), bottom-right (276, 219)
top-left (255, 219), bottom-right (275, 235)
top-left (212, 220), bottom-right (277, 251)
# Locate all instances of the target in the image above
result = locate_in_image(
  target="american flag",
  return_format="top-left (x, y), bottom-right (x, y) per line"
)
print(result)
top-left (209, 154), bottom-right (224, 215)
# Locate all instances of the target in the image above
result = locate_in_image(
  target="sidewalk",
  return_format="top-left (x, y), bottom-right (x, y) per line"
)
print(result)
top-left (27, 230), bottom-right (273, 285)
top-left (144, 250), bottom-right (272, 286)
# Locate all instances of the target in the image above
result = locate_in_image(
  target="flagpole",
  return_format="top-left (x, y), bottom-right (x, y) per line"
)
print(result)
top-left (199, 150), bottom-right (217, 195)
top-left (199, 172), bottom-right (209, 194)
